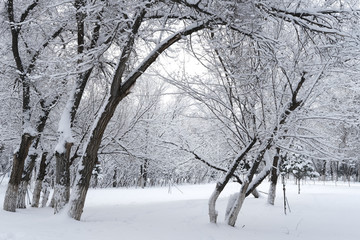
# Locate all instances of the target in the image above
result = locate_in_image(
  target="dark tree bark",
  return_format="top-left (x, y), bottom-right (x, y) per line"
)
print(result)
top-left (267, 147), bottom-right (281, 205)
top-left (3, 0), bottom-right (35, 212)
top-left (112, 169), bottom-right (118, 188)
top-left (3, 134), bottom-right (34, 211)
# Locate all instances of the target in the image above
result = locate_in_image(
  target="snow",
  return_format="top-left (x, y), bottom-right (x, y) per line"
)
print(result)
top-left (22, 110), bottom-right (37, 137)
top-left (55, 90), bottom-right (75, 154)
top-left (1, 180), bottom-right (360, 240)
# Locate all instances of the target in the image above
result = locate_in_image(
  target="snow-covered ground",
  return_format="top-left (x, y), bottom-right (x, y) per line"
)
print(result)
top-left (0, 180), bottom-right (359, 240)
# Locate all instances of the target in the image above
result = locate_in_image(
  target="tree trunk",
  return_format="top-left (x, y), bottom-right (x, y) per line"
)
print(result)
top-left (208, 182), bottom-right (221, 223)
top-left (208, 138), bottom-right (257, 223)
top-left (41, 185), bottom-right (51, 208)
top-left (32, 152), bottom-right (48, 207)
top-left (69, 96), bottom-right (119, 220)
top-left (32, 180), bottom-right (42, 208)
top-left (3, 134), bottom-right (34, 212)
top-left (226, 148), bottom-right (267, 227)
top-left (16, 182), bottom-right (30, 208)
top-left (321, 160), bottom-right (327, 182)
top-left (16, 180), bottom-right (29, 208)
top-left (226, 181), bottom-right (249, 227)
top-left (282, 174), bottom-right (287, 214)
top-left (54, 142), bottom-right (73, 213)
top-left (112, 168), bottom-right (117, 188)
top-left (139, 160), bottom-right (148, 188)
top-left (17, 152), bottom-right (37, 208)
top-left (267, 148), bottom-right (281, 205)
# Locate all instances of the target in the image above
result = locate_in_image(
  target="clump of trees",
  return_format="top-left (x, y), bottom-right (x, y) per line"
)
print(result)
top-left (0, 0), bottom-right (360, 228)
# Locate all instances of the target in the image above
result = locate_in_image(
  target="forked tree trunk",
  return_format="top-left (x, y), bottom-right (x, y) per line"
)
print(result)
top-left (208, 138), bottom-right (257, 223)
top-left (3, 134), bottom-right (34, 212)
top-left (226, 181), bottom-right (250, 226)
top-left (54, 142), bottom-right (73, 213)
top-left (224, 70), bottom-right (306, 227)
top-left (226, 148), bottom-right (266, 227)
top-left (32, 152), bottom-right (48, 207)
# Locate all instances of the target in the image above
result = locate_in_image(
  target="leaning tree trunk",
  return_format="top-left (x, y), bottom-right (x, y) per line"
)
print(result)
top-left (209, 138), bottom-right (257, 223)
top-left (226, 148), bottom-right (267, 227)
top-left (32, 152), bottom-right (48, 207)
top-left (226, 180), bottom-right (250, 226)
top-left (3, 134), bottom-right (34, 212)
top-left (69, 96), bottom-right (119, 220)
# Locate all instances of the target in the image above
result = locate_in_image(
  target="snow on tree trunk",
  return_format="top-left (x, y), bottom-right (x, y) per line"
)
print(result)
top-left (208, 185), bottom-right (221, 223)
top-left (208, 138), bottom-right (257, 223)
top-left (226, 181), bottom-right (249, 227)
top-left (16, 181), bottom-right (29, 208)
top-left (3, 134), bottom-right (34, 212)
top-left (32, 180), bottom-right (42, 208)
top-left (226, 147), bottom-right (269, 227)
top-left (54, 142), bottom-right (73, 213)
top-left (225, 193), bottom-right (239, 220)
top-left (31, 152), bottom-right (48, 207)
top-left (268, 182), bottom-right (277, 205)
top-left (41, 186), bottom-right (51, 208)
top-left (267, 149), bottom-right (281, 205)
top-left (69, 96), bottom-right (118, 220)
top-left (17, 152), bottom-right (37, 208)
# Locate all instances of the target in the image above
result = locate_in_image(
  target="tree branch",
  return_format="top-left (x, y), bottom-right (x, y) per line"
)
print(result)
top-left (20, 0), bottom-right (39, 23)
top-left (118, 20), bottom-right (210, 100)
top-left (162, 141), bottom-right (244, 184)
